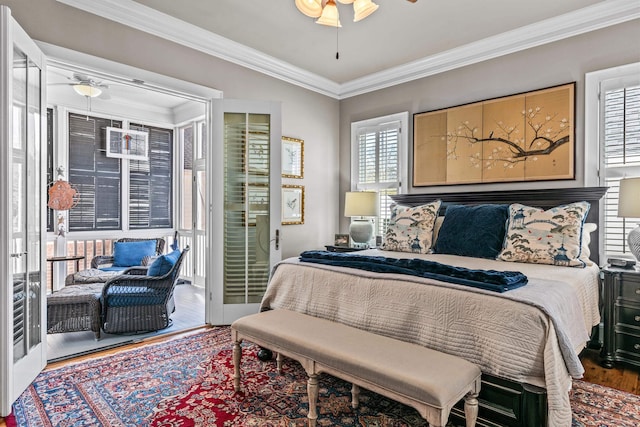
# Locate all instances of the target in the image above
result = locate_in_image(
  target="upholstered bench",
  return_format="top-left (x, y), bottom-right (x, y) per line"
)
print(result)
top-left (231, 310), bottom-right (481, 427)
top-left (47, 282), bottom-right (104, 340)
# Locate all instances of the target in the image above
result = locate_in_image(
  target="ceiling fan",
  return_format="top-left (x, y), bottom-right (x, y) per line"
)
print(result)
top-left (51, 73), bottom-right (111, 100)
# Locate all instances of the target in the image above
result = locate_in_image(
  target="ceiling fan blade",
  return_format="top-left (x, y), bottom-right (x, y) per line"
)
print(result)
top-left (72, 73), bottom-right (89, 82)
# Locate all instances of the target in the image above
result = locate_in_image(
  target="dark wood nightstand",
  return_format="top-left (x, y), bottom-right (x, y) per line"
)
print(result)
top-left (324, 245), bottom-right (367, 253)
top-left (600, 265), bottom-right (640, 369)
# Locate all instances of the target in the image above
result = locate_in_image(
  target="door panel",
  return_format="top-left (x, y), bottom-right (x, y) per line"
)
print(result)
top-left (1, 5), bottom-right (46, 416)
top-left (208, 100), bottom-right (281, 325)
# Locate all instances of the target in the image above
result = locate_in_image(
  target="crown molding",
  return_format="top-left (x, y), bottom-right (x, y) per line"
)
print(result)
top-left (339, 0), bottom-right (640, 98)
top-left (57, 0), bottom-right (640, 100)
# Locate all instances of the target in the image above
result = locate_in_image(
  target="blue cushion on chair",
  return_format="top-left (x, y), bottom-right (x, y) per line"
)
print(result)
top-left (147, 249), bottom-right (181, 276)
top-left (112, 240), bottom-right (157, 267)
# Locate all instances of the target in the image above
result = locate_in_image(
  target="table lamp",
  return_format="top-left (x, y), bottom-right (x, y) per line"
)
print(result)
top-left (618, 177), bottom-right (640, 261)
top-left (344, 191), bottom-right (377, 247)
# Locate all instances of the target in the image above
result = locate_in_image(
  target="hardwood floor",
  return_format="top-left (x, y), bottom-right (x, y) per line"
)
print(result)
top-left (1, 335), bottom-right (637, 426)
top-left (580, 347), bottom-right (639, 394)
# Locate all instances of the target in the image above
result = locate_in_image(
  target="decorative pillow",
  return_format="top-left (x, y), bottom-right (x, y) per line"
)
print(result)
top-left (432, 216), bottom-right (445, 243)
top-left (148, 249), bottom-right (181, 276)
top-left (497, 202), bottom-right (591, 267)
top-left (380, 200), bottom-right (441, 254)
top-left (580, 223), bottom-right (597, 264)
top-left (433, 204), bottom-right (509, 259)
top-left (113, 240), bottom-right (157, 267)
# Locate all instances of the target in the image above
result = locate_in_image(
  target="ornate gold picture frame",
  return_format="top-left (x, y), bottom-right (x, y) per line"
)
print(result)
top-left (281, 184), bottom-right (304, 225)
top-left (282, 136), bottom-right (304, 179)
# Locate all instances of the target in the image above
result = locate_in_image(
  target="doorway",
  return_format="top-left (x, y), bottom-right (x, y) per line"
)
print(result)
top-left (44, 56), bottom-right (214, 361)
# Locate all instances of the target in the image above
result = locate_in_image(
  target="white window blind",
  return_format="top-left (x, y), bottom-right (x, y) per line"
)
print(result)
top-left (601, 81), bottom-right (640, 256)
top-left (352, 113), bottom-right (408, 237)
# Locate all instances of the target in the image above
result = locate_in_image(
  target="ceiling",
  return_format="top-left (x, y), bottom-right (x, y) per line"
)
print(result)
top-left (57, 0), bottom-right (639, 98)
top-left (47, 64), bottom-right (191, 111)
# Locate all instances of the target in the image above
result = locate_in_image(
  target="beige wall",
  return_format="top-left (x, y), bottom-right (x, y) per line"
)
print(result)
top-left (4, 0), bottom-right (339, 258)
top-left (338, 19), bottom-right (640, 232)
top-left (4, 1), bottom-right (639, 250)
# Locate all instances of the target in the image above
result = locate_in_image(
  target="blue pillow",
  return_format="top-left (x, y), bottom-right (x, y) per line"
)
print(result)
top-left (147, 249), bottom-right (181, 276)
top-left (433, 204), bottom-right (509, 259)
top-left (113, 240), bottom-right (157, 267)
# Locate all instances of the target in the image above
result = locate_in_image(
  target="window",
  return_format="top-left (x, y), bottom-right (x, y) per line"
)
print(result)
top-left (351, 112), bottom-right (408, 236)
top-left (129, 123), bottom-right (173, 229)
top-left (67, 112), bottom-right (174, 232)
top-left (68, 113), bottom-right (122, 231)
top-left (587, 63), bottom-right (640, 258)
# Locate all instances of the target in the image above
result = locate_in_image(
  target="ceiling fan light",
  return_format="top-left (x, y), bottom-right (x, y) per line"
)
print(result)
top-left (337, 0), bottom-right (354, 4)
top-left (316, 0), bottom-right (341, 27)
top-left (73, 84), bottom-right (102, 98)
top-left (295, 0), bottom-right (322, 18)
top-left (353, 0), bottom-right (378, 22)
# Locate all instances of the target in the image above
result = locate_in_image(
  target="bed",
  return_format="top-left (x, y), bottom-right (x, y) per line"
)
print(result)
top-left (260, 187), bottom-right (608, 427)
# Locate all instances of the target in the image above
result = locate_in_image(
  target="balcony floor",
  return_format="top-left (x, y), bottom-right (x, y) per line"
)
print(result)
top-left (46, 282), bottom-right (205, 362)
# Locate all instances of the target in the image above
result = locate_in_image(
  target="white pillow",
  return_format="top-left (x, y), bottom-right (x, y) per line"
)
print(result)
top-left (580, 222), bottom-right (597, 265)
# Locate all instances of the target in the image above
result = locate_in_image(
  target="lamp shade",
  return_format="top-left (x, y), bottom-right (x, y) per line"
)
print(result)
top-left (344, 191), bottom-right (377, 217)
top-left (316, 0), bottom-right (341, 27)
top-left (295, 0), bottom-right (322, 18)
top-left (353, 0), bottom-right (378, 22)
top-left (73, 84), bottom-right (102, 98)
top-left (618, 177), bottom-right (640, 218)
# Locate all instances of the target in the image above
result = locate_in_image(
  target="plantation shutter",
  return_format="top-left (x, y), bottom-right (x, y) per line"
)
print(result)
top-left (68, 113), bottom-right (122, 231)
top-left (354, 120), bottom-right (401, 236)
top-left (46, 108), bottom-right (54, 232)
top-left (601, 81), bottom-right (640, 256)
top-left (129, 123), bottom-right (173, 229)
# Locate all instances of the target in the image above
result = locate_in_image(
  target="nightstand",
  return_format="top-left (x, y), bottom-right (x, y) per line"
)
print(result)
top-left (324, 245), bottom-right (367, 253)
top-left (600, 265), bottom-right (640, 369)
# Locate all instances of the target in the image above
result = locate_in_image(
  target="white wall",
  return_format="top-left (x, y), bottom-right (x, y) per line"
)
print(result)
top-left (338, 20), bottom-right (640, 232)
top-left (4, 0), bottom-right (339, 258)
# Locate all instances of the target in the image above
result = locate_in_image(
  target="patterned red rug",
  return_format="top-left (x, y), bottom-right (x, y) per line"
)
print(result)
top-left (9, 327), bottom-right (640, 426)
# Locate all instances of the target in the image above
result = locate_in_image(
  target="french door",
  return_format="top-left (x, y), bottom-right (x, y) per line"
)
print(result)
top-left (0, 5), bottom-right (47, 416)
top-left (208, 99), bottom-right (281, 325)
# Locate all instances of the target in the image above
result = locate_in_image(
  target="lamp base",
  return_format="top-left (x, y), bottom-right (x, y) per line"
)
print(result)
top-left (629, 224), bottom-right (640, 261)
top-left (349, 219), bottom-right (373, 248)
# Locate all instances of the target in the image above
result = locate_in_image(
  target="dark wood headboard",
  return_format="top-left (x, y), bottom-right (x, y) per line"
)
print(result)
top-left (391, 187), bottom-right (609, 265)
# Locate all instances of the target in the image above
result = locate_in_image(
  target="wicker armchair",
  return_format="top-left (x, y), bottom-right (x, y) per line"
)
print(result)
top-left (101, 246), bottom-right (189, 334)
top-left (91, 237), bottom-right (166, 269)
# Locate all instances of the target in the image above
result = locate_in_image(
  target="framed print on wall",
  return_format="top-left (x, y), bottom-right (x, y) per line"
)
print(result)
top-left (282, 184), bottom-right (304, 225)
top-left (413, 82), bottom-right (575, 186)
top-left (106, 127), bottom-right (149, 161)
top-left (282, 136), bottom-right (304, 179)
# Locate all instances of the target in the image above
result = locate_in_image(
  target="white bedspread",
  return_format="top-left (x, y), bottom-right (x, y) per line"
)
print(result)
top-left (260, 249), bottom-right (601, 427)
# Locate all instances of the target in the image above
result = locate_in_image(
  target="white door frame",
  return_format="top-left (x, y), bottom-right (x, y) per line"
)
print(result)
top-left (0, 5), bottom-right (47, 415)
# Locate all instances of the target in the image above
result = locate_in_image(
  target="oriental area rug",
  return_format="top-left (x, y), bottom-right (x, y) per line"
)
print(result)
top-left (8, 327), bottom-right (640, 427)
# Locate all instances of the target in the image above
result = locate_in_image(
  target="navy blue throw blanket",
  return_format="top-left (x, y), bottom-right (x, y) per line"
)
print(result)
top-left (299, 251), bottom-right (527, 293)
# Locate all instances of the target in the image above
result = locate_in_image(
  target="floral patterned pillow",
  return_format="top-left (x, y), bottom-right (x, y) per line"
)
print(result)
top-left (497, 201), bottom-right (591, 267)
top-left (381, 200), bottom-right (441, 254)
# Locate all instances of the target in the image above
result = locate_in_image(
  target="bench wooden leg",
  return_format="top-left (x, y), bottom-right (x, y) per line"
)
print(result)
top-left (276, 352), bottom-right (283, 374)
top-left (233, 340), bottom-right (242, 392)
top-left (351, 383), bottom-right (360, 409)
top-left (464, 391), bottom-right (479, 427)
top-left (307, 373), bottom-right (319, 427)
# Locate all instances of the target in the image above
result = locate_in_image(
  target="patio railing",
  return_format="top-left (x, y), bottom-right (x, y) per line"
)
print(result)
top-left (46, 231), bottom-right (195, 292)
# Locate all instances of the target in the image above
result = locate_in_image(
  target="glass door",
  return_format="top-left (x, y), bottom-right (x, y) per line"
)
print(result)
top-left (0, 5), bottom-right (47, 416)
top-left (208, 100), bottom-right (281, 325)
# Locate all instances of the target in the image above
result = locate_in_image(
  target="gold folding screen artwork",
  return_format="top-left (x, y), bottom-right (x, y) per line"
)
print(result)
top-left (413, 83), bottom-right (575, 186)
